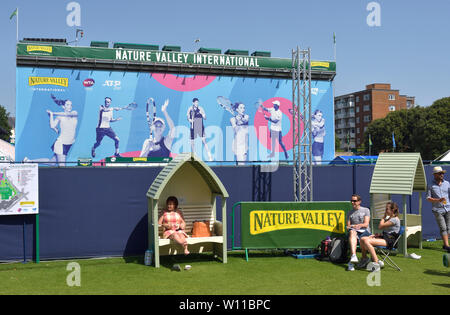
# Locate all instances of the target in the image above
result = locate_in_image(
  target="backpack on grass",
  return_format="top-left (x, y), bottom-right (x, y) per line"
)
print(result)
top-left (328, 237), bottom-right (349, 264)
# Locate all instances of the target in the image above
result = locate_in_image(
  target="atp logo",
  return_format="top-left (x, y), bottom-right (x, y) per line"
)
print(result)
top-left (103, 80), bottom-right (122, 90)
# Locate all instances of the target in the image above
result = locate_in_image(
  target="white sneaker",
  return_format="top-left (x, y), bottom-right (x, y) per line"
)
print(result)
top-left (367, 262), bottom-right (380, 272)
top-left (350, 254), bottom-right (359, 263)
top-left (347, 263), bottom-right (355, 271)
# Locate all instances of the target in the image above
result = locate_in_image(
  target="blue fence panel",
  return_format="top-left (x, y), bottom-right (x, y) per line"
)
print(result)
top-left (0, 164), bottom-right (448, 261)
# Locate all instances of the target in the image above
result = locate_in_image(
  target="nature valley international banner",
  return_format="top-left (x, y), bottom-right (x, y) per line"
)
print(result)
top-left (16, 43), bottom-right (337, 72)
top-left (240, 202), bottom-right (351, 249)
top-left (15, 67), bottom-right (334, 164)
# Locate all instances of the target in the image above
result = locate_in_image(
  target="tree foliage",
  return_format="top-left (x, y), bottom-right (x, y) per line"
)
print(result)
top-left (0, 105), bottom-right (11, 142)
top-left (365, 97), bottom-right (450, 160)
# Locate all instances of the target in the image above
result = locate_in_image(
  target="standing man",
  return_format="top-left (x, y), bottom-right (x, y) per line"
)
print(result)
top-left (187, 98), bottom-right (212, 161)
top-left (347, 194), bottom-right (371, 266)
top-left (261, 100), bottom-right (289, 160)
top-left (91, 97), bottom-right (124, 158)
top-left (426, 166), bottom-right (450, 252)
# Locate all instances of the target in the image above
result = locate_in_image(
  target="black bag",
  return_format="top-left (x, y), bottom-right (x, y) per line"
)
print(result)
top-left (328, 237), bottom-right (349, 263)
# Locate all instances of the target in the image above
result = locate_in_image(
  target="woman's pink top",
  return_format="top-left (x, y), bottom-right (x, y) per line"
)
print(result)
top-left (161, 210), bottom-right (188, 239)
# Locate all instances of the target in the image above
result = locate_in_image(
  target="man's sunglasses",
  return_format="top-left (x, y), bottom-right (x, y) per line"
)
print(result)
top-left (351, 200), bottom-right (359, 203)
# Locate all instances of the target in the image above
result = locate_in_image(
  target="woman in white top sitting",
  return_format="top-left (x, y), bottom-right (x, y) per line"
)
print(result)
top-left (358, 201), bottom-right (401, 271)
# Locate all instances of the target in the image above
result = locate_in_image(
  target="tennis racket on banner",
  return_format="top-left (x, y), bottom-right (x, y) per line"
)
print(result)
top-left (146, 98), bottom-right (157, 146)
top-left (255, 98), bottom-right (271, 120)
top-left (217, 96), bottom-right (235, 116)
top-left (254, 98), bottom-right (264, 113)
top-left (50, 94), bottom-right (66, 107)
top-left (122, 102), bottom-right (138, 111)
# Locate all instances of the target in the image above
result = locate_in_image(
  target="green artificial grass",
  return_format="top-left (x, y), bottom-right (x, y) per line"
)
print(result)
top-left (0, 241), bottom-right (448, 295)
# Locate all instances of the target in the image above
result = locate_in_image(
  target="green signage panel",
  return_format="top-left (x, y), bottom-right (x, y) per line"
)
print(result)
top-left (240, 202), bottom-right (351, 249)
top-left (17, 43), bottom-right (336, 72)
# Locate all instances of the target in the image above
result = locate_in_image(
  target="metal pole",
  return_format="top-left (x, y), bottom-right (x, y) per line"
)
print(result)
top-left (35, 214), bottom-right (40, 263)
top-left (292, 47), bottom-right (313, 202)
top-left (23, 216), bottom-right (26, 263)
top-left (308, 47), bottom-right (313, 201)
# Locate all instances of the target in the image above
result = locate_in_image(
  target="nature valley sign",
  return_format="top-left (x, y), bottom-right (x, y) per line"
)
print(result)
top-left (115, 50), bottom-right (261, 68)
top-left (28, 77), bottom-right (69, 87)
top-left (250, 210), bottom-right (345, 235)
top-left (238, 202), bottom-right (351, 249)
top-left (16, 43), bottom-right (336, 72)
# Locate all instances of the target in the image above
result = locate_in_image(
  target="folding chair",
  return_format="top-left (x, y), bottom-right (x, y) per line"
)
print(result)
top-left (376, 226), bottom-right (405, 271)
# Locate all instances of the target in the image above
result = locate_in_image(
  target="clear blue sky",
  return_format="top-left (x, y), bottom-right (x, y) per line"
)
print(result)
top-left (1, 0), bottom-right (449, 117)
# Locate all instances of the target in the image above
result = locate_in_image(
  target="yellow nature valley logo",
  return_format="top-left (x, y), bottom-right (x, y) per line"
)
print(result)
top-left (250, 210), bottom-right (345, 235)
top-left (26, 45), bottom-right (53, 53)
top-left (311, 61), bottom-right (330, 69)
top-left (28, 77), bottom-right (69, 87)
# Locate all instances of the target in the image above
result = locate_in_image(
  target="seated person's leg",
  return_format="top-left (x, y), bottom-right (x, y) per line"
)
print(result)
top-left (348, 230), bottom-right (359, 263)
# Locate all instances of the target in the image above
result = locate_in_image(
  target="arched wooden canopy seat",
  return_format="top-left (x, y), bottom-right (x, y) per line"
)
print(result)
top-left (369, 153), bottom-right (427, 256)
top-left (146, 153), bottom-right (229, 268)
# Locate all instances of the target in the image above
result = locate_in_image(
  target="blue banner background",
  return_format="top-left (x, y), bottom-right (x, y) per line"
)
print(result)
top-left (16, 68), bottom-right (334, 163)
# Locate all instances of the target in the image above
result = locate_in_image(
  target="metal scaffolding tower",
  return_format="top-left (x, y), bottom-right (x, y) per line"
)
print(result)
top-left (292, 47), bottom-right (313, 202)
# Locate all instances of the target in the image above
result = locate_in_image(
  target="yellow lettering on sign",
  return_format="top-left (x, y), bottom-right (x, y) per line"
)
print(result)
top-left (20, 201), bottom-right (35, 206)
top-left (26, 45), bottom-right (53, 53)
top-left (250, 210), bottom-right (345, 235)
top-left (311, 61), bottom-right (330, 68)
top-left (28, 77), bottom-right (69, 87)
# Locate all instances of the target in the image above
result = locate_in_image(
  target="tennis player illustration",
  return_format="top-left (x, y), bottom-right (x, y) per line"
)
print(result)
top-left (186, 98), bottom-right (213, 161)
top-left (217, 96), bottom-right (249, 163)
top-left (91, 97), bottom-right (136, 158)
top-left (230, 102), bottom-right (249, 163)
top-left (312, 109), bottom-right (325, 164)
top-left (139, 98), bottom-right (175, 158)
top-left (260, 100), bottom-right (289, 160)
top-left (24, 94), bottom-right (78, 166)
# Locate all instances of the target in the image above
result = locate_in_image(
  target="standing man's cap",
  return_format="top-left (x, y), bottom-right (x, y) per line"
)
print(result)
top-left (193, 98), bottom-right (199, 102)
top-left (272, 100), bottom-right (281, 106)
top-left (433, 166), bottom-right (447, 174)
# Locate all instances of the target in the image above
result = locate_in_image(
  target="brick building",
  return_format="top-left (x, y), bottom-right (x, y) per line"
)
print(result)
top-left (335, 83), bottom-right (415, 150)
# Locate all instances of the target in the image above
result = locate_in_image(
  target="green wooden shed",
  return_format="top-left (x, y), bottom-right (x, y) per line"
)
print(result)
top-left (146, 153), bottom-right (229, 268)
top-left (369, 153), bottom-right (427, 256)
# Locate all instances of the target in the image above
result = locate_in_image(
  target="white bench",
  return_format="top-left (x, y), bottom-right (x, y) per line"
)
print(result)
top-left (157, 205), bottom-right (224, 255)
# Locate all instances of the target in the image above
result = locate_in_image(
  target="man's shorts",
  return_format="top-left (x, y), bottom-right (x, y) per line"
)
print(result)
top-left (312, 141), bottom-right (324, 156)
top-left (96, 127), bottom-right (117, 142)
top-left (356, 230), bottom-right (372, 240)
top-left (190, 121), bottom-right (205, 140)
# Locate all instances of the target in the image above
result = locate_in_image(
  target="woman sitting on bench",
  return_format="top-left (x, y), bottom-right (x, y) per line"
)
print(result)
top-left (158, 196), bottom-right (190, 255)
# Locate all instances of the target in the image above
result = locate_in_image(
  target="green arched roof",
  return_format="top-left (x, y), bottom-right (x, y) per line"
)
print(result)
top-left (146, 153), bottom-right (229, 200)
top-left (369, 153), bottom-right (427, 195)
